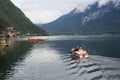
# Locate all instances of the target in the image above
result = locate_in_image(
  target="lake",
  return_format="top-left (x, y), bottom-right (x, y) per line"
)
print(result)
top-left (0, 36), bottom-right (120, 80)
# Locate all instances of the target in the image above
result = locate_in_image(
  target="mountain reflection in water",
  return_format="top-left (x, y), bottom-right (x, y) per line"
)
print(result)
top-left (0, 36), bottom-right (120, 80)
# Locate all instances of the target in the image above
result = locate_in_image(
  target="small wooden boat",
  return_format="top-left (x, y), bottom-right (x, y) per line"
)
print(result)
top-left (71, 53), bottom-right (89, 59)
top-left (28, 38), bottom-right (47, 42)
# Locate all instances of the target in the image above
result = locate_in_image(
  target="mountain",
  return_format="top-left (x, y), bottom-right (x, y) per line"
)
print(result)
top-left (0, 0), bottom-right (48, 35)
top-left (42, 0), bottom-right (120, 35)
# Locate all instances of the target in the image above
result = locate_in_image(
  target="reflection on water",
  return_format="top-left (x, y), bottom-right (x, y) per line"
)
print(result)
top-left (0, 37), bottom-right (16, 56)
top-left (0, 36), bottom-right (120, 80)
top-left (5, 37), bottom-right (16, 48)
top-left (0, 41), bottom-right (32, 80)
top-left (26, 43), bottom-right (61, 63)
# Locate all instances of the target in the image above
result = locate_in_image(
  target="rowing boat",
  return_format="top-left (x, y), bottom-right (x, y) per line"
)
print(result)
top-left (28, 38), bottom-right (47, 42)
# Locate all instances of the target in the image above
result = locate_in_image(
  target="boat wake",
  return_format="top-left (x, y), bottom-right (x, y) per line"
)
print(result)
top-left (61, 54), bottom-right (120, 80)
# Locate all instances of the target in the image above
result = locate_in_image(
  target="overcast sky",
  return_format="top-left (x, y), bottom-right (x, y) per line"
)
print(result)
top-left (10, 0), bottom-right (115, 24)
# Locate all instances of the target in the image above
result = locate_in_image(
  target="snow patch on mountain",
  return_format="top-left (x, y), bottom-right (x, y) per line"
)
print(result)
top-left (113, 0), bottom-right (120, 7)
top-left (74, 0), bottom-right (120, 13)
top-left (82, 9), bottom-right (109, 24)
top-left (98, 0), bottom-right (109, 7)
top-left (98, 0), bottom-right (120, 7)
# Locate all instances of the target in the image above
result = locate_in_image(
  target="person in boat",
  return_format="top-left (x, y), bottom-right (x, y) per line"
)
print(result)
top-left (75, 47), bottom-right (89, 58)
top-left (75, 47), bottom-right (83, 55)
top-left (71, 46), bottom-right (80, 54)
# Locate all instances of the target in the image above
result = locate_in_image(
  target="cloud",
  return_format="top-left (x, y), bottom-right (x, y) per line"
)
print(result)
top-left (11, 0), bottom-right (119, 23)
top-left (11, 0), bottom-right (87, 23)
top-left (74, 0), bottom-right (97, 13)
top-left (98, 0), bottom-right (109, 7)
top-left (25, 10), bottom-right (62, 23)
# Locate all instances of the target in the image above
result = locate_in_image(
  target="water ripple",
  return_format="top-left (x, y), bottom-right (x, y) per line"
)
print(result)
top-left (60, 54), bottom-right (120, 80)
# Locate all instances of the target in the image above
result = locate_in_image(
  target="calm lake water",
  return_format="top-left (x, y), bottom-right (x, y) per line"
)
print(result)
top-left (0, 36), bottom-right (120, 80)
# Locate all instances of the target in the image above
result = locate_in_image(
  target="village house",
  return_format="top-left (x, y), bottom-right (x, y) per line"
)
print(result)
top-left (0, 20), bottom-right (16, 37)
top-left (5, 27), bottom-right (16, 37)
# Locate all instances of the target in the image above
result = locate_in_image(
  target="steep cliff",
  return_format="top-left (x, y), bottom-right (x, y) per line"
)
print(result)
top-left (0, 0), bottom-right (48, 35)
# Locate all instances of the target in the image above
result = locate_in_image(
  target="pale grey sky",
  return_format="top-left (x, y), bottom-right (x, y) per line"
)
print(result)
top-left (10, 0), bottom-right (116, 24)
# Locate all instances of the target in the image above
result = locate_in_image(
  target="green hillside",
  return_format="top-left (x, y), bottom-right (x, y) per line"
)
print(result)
top-left (0, 0), bottom-right (48, 35)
